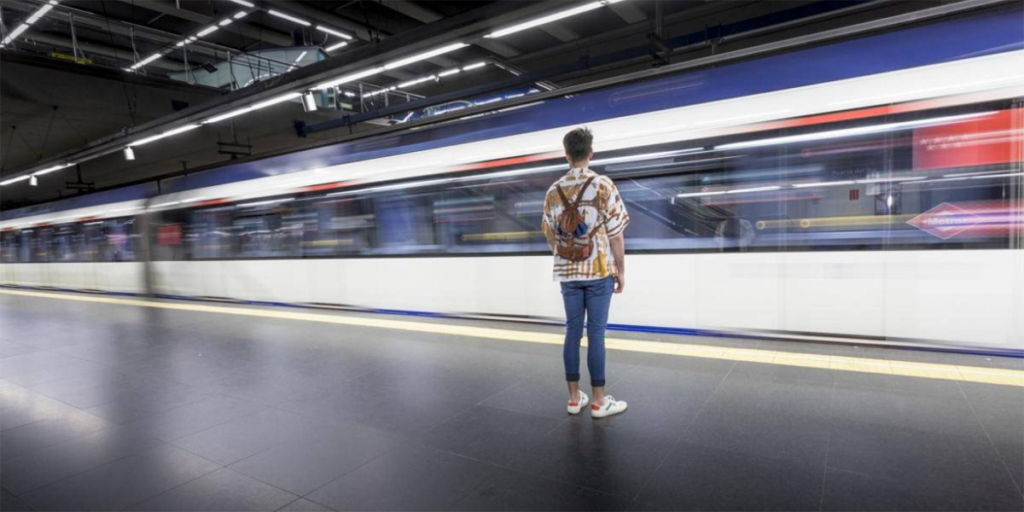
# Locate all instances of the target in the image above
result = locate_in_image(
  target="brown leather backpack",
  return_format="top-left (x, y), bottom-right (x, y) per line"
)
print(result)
top-left (554, 176), bottom-right (597, 262)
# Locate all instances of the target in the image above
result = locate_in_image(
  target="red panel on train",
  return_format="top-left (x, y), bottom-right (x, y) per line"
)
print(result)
top-left (913, 109), bottom-right (1019, 170)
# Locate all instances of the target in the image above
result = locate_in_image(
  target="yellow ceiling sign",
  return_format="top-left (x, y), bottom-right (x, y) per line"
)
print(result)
top-left (50, 52), bottom-right (92, 65)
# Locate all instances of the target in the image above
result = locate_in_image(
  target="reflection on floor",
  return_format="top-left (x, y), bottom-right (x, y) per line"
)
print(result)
top-left (1, 290), bottom-right (1022, 511)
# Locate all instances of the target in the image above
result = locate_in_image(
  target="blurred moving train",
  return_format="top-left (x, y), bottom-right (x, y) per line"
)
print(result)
top-left (2, 8), bottom-right (1023, 353)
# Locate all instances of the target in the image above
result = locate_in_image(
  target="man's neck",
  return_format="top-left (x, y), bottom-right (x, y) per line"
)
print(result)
top-left (569, 162), bottom-right (590, 170)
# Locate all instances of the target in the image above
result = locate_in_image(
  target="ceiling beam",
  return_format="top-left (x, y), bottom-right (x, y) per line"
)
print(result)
top-left (375, 0), bottom-right (522, 58)
top-left (609, 2), bottom-right (648, 24)
top-left (2, 0), bottom-right (246, 61)
top-left (18, 29), bottom-right (184, 70)
top-left (113, 0), bottom-right (294, 47)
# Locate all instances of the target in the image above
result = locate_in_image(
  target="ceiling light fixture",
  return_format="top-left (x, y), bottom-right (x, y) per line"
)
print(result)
top-left (0, 175), bottom-right (30, 186)
top-left (129, 53), bottom-right (163, 70)
top-left (325, 41), bottom-right (348, 52)
top-left (301, 92), bottom-right (318, 112)
top-left (314, 42), bottom-right (467, 90)
top-left (485, 0), bottom-right (622, 39)
top-left (398, 75), bottom-right (437, 88)
top-left (230, 0), bottom-right (255, 7)
top-left (316, 26), bottom-right (352, 40)
top-left (129, 124), bottom-right (200, 147)
top-left (123, 147), bottom-right (135, 161)
top-left (462, 62), bottom-right (486, 71)
top-left (33, 163), bottom-right (73, 176)
top-left (219, 19), bottom-right (233, 26)
top-left (196, 25), bottom-right (219, 37)
top-left (202, 92), bottom-right (303, 124)
top-left (2, 0), bottom-right (59, 46)
top-left (438, 68), bottom-right (461, 77)
top-left (268, 10), bottom-right (310, 26)
top-left (29, 175), bottom-right (38, 186)
top-left (233, 11), bottom-right (248, 19)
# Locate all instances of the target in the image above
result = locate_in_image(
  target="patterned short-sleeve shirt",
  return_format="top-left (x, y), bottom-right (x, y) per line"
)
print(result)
top-left (541, 168), bottom-right (629, 282)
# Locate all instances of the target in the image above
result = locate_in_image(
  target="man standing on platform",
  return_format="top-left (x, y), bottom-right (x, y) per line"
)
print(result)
top-left (542, 127), bottom-right (630, 419)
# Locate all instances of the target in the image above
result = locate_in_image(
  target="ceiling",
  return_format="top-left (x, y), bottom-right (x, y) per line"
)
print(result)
top-left (0, 0), bottom-right (951, 209)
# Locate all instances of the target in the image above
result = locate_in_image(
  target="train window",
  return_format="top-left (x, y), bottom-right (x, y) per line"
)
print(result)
top-left (7, 102), bottom-right (1019, 263)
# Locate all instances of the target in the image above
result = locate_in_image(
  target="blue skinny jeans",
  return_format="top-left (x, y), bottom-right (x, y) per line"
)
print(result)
top-left (560, 276), bottom-right (614, 387)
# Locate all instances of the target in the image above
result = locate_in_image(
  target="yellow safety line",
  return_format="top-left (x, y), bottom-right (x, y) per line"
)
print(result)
top-left (3, 289), bottom-right (1022, 387)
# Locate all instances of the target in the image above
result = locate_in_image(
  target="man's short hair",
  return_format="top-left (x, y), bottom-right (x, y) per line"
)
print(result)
top-left (563, 127), bottom-right (593, 163)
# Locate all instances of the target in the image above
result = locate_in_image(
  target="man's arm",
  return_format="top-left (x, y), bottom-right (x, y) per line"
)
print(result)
top-left (609, 233), bottom-right (625, 293)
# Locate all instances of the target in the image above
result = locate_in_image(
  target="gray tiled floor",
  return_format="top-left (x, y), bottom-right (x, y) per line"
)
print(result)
top-left (2, 292), bottom-right (1023, 511)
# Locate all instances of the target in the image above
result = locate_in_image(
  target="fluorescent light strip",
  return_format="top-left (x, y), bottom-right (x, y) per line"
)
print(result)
top-left (268, 9), bottom-right (310, 26)
top-left (129, 53), bottom-right (163, 70)
top-left (2, 24), bottom-right (30, 45)
top-left (316, 42), bottom-right (466, 90)
top-left (251, 92), bottom-right (303, 109)
top-left (716, 112), bottom-right (996, 150)
top-left (129, 124), bottom-right (200, 147)
top-left (219, 19), bottom-right (233, 26)
top-left (25, 3), bottom-right (54, 24)
top-left (0, 175), bottom-right (30, 186)
top-left (485, 0), bottom-right (611, 38)
top-left (462, 62), bottom-right (486, 71)
top-left (33, 163), bottom-right (73, 176)
top-left (314, 66), bottom-right (385, 90)
top-left (230, 0), bottom-right (255, 7)
top-left (203, 92), bottom-right (302, 124)
top-left (383, 43), bottom-right (468, 71)
top-left (2, 0), bottom-right (59, 45)
top-left (398, 75), bottom-right (437, 88)
top-left (196, 26), bottom-right (219, 37)
top-left (438, 68), bottom-right (460, 77)
top-left (316, 26), bottom-right (352, 40)
top-left (294, 51), bottom-right (307, 63)
top-left (325, 41), bottom-right (348, 52)
top-left (234, 11), bottom-right (248, 19)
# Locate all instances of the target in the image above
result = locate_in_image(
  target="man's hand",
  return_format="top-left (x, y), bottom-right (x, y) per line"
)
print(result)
top-left (614, 274), bottom-right (625, 294)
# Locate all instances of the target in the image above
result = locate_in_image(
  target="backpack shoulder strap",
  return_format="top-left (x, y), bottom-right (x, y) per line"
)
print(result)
top-left (572, 176), bottom-right (597, 208)
top-left (554, 183), bottom-right (572, 208)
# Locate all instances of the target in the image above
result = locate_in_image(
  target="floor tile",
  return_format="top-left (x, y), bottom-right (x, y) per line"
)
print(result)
top-left (228, 422), bottom-right (399, 496)
top-left (421, 405), bottom-right (564, 467)
top-left (822, 468), bottom-right (1024, 511)
top-left (630, 442), bottom-right (824, 511)
top-left (123, 394), bottom-right (265, 442)
top-left (129, 468), bottom-right (298, 511)
top-left (22, 444), bottom-right (220, 511)
top-left (277, 498), bottom-right (337, 511)
top-left (306, 444), bottom-right (494, 511)
top-left (511, 420), bottom-right (674, 497)
top-left (0, 426), bottom-right (163, 495)
top-left (0, 410), bottom-right (112, 460)
top-left (171, 408), bottom-right (314, 465)
top-left (451, 467), bottom-right (628, 511)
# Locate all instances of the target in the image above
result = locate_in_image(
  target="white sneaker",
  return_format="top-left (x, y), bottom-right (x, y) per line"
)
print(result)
top-left (567, 391), bottom-right (589, 415)
top-left (591, 395), bottom-right (627, 418)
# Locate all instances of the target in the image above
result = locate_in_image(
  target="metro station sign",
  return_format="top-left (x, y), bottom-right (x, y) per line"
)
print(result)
top-left (907, 203), bottom-right (979, 239)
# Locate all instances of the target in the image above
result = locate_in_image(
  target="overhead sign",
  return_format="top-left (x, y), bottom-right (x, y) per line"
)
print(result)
top-left (50, 52), bottom-right (92, 65)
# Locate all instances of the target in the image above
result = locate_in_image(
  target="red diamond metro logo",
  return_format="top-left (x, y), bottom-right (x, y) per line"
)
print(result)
top-left (907, 202), bottom-right (982, 240)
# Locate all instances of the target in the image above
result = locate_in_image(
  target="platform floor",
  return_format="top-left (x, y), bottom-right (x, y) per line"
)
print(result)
top-left (0, 288), bottom-right (1022, 512)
